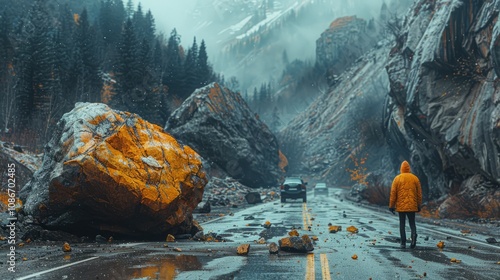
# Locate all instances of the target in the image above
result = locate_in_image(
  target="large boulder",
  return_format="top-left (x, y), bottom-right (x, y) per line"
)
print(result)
top-left (165, 82), bottom-right (283, 188)
top-left (20, 103), bottom-right (207, 238)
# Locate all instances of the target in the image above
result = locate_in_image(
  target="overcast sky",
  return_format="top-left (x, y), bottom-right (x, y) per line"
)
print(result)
top-left (131, 0), bottom-right (198, 44)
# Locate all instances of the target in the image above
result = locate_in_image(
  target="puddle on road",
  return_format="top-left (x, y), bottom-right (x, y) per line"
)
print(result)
top-left (107, 254), bottom-right (202, 280)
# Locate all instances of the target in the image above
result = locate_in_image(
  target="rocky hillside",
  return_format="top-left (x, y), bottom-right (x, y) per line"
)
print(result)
top-left (280, 40), bottom-right (393, 193)
top-left (281, 0), bottom-right (500, 219)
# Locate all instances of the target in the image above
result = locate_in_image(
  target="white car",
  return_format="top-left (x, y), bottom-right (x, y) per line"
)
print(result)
top-left (314, 183), bottom-right (328, 196)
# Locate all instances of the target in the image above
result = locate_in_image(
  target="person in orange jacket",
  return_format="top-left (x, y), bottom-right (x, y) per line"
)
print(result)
top-left (389, 160), bottom-right (423, 248)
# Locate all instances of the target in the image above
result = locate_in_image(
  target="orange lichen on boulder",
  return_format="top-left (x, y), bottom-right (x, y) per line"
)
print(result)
top-left (329, 16), bottom-right (356, 30)
top-left (437, 241), bottom-right (445, 249)
top-left (0, 192), bottom-right (23, 212)
top-left (205, 84), bottom-right (237, 114)
top-left (288, 229), bottom-right (300, 236)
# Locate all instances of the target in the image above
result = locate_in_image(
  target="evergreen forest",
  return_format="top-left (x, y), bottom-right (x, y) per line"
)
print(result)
top-left (0, 0), bottom-right (217, 150)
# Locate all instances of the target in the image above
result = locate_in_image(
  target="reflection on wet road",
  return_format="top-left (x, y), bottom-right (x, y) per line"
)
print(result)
top-left (10, 188), bottom-right (500, 280)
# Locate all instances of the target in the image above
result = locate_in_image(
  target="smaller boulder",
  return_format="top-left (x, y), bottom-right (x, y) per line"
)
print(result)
top-left (486, 238), bottom-right (498, 244)
top-left (95, 235), bottom-right (107, 243)
top-left (269, 242), bottom-right (279, 254)
top-left (279, 235), bottom-right (314, 253)
top-left (329, 225), bottom-right (342, 233)
top-left (166, 234), bottom-right (175, 242)
top-left (62, 242), bottom-right (71, 252)
top-left (237, 244), bottom-right (250, 255)
top-left (195, 201), bottom-right (211, 214)
top-left (245, 192), bottom-right (262, 204)
top-left (346, 226), bottom-right (358, 233)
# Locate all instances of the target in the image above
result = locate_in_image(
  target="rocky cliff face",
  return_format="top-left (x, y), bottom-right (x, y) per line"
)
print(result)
top-left (281, 0), bottom-right (500, 218)
top-left (20, 103), bottom-right (207, 238)
top-left (165, 83), bottom-right (284, 188)
top-left (386, 0), bottom-right (499, 218)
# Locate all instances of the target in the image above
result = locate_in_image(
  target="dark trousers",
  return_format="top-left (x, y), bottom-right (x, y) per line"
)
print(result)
top-left (398, 212), bottom-right (416, 244)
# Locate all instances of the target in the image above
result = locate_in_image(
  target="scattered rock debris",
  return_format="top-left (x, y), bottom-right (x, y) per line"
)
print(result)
top-left (268, 242), bottom-right (279, 254)
top-left (329, 225), bottom-right (342, 233)
top-left (166, 234), bottom-right (175, 242)
top-left (255, 237), bottom-right (266, 244)
top-left (263, 221), bottom-right (272, 228)
top-left (62, 242), bottom-right (71, 252)
top-left (347, 226), bottom-right (358, 233)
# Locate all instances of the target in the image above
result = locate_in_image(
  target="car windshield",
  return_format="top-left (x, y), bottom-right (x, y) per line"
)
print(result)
top-left (284, 178), bottom-right (302, 184)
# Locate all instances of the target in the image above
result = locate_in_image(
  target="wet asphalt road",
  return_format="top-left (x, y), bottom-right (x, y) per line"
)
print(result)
top-left (4, 188), bottom-right (500, 280)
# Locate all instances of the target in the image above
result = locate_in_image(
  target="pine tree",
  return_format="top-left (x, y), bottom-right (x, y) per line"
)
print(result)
top-left (125, 0), bottom-right (134, 19)
top-left (183, 37), bottom-right (199, 98)
top-left (253, 87), bottom-right (258, 110)
top-left (99, 0), bottom-right (125, 70)
top-left (112, 18), bottom-right (141, 112)
top-left (143, 10), bottom-right (156, 44)
top-left (15, 0), bottom-right (63, 132)
top-left (164, 29), bottom-right (183, 98)
top-left (0, 11), bottom-right (16, 133)
top-left (197, 39), bottom-right (212, 87)
top-left (271, 106), bottom-right (281, 132)
top-left (54, 4), bottom-right (75, 108)
top-left (72, 9), bottom-right (101, 103)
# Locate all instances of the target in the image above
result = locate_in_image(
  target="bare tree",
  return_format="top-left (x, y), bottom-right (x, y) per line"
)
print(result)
top-left (0, 64), bottom-right (16, 135)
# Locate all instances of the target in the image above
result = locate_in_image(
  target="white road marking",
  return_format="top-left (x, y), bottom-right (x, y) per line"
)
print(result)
top-left (339, 197), bottom-right (500, 251)
top-left (116, 242), bottom-right (146, 247)
top-left (417, 225), bottom-right (500, 250)
top-left (16, 256), bottom-right (99, 280)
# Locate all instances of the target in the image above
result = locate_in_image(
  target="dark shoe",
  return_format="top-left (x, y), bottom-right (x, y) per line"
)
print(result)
top-left (400, 244), bottom-right (406, 249)
top-left (410, 234), bottom-right (417, 249)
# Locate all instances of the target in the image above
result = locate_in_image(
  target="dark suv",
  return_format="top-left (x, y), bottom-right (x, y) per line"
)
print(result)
top-left (280, 177), bottom-right (307, 203)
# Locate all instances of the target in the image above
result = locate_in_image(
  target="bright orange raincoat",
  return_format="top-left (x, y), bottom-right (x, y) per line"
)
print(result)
top-left (389, 161), bottom-right (422, 212)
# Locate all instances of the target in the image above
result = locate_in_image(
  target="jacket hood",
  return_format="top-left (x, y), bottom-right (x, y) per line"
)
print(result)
top-left (400, 161), bottom-right (411, 173)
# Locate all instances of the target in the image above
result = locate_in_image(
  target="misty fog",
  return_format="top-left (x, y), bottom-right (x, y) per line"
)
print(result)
top-left (132, 0), bottom-right (390, 94)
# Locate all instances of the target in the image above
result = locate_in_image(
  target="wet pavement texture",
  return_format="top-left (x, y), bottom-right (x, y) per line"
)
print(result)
top-left (2, 188), bottom-right (499, 279)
